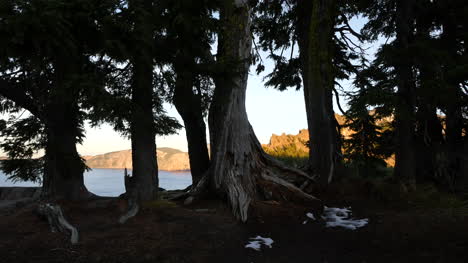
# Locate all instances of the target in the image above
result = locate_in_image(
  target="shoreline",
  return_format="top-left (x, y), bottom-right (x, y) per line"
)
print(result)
top-left (87, 167), bottom-right (191, 173)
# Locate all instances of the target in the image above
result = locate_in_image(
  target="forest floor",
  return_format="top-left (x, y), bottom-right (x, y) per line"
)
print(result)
top-left (0, 180), bottom-right (467, 263)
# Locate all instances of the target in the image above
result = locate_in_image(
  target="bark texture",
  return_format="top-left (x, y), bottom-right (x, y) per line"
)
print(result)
top-left (128, 0), bottom-right (158, 203)
top-left (191, 0), bottom-right (322, 222)
top-left (297, 0), bottom-right (340, 186)
top-left (393, 0), bottom-right (416, 189)
top-left (174, 55), bottom-right (210, 186)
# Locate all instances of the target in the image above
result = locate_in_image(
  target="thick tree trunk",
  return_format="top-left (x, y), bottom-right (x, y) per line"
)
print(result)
top-left (41, 104), bottom-right (90, 201)
top-left (128, 0), bottom-right (158, 202)
top-left (393, 0), bottom-right (416, 189)
top-left (39, 55), bottom-right (91, 201)
top-left (174, 58), bottom-right (210, 186)
top-left (191, 0), bottom-right (322, 222)
top-left (297, 0), bottom-right (340, 186)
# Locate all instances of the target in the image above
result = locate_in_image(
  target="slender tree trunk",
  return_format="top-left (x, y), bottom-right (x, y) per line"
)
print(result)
top-left (128, 0), bottom-right (158, 202)
top-left (414, 18), bottom-right (443, 183)
top-left (191, 0), bottom-right (321, 222)
top-left (393, 0), bottom-right (416, 189)
top-left (297, 0), bottom-right (340, 186)
top-left (42, 104), bottom-right (90, 201)
top-left (415, 104), bottom-right (443, 182)
top-left (442, 18), bottom-right (464, 191)
top-left (174, 57), bottom-right (210, 186)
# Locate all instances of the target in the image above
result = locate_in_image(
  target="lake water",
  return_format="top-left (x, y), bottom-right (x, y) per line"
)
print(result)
top-left (0, 168), bottom-right (192, 197)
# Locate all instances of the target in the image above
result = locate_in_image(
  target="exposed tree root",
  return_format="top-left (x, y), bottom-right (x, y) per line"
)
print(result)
top-left (118, 198), bottom-right (139, 224)
top-left (36, 203), bottom-right (79, 244)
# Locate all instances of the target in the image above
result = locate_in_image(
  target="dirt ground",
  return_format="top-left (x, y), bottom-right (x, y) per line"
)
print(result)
top-left (0, 186), bottom-right (467, 263)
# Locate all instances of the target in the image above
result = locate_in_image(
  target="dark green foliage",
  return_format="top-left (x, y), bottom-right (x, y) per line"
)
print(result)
top-left (0, 116), bottom-right (45, 159)
top-left (88, 63), bottom-right (182, 138)
top-left (1, 158), bottom-right (44, 183)
top-left (354, 0), bottom-right (468, 189)
top-left (0, 0), bottom-right (117, 185)
top-left (343, 108), bottom-right (392, 177)
top-left (343, 44), bottom-right (397, 177)
top-left (252, 0), bottom-right (365, 91)
top-left (0, 115), bottom-right (45, 182)
top-left (87, 1), bottom-right (187, 139)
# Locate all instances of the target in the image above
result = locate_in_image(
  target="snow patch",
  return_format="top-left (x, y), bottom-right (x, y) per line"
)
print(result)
top-left (245, 236), bottom-right (274, 251)
top-left (306, 212), bottom-right (316, 220)
top-left (322, 206), bottom-right (368, 230)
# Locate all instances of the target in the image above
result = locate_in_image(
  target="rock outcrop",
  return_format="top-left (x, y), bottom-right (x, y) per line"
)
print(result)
top-left (263, 129), bottom-right (310, 153)
top-left (84, 147), bottom-right (190, 171)
top-left (263, 114), bottom-right (350, 153)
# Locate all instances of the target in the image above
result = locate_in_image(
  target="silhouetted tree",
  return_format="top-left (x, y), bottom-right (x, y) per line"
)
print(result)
top-left (253, 0), bottom-right (364, 186)
top-left (87, 0), bottom-right (182, 212)
top-left (163, 0), bottom-right (216, 185)
top-left (0, 0), bottom-right (115, 200)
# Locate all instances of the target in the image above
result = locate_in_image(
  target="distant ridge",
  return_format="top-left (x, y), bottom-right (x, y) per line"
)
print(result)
top-left (84, 148), bottom-right (190, 171)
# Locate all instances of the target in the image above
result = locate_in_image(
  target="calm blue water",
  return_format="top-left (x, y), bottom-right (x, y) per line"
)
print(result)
top-left (0, 168), bottom-right (192, 197)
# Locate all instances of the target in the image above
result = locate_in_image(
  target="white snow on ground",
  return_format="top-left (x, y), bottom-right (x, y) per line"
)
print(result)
top-left (322, 206), bottom-right (368, 230)
top-left (306, 212), bottom-right (316, 220)
top-left (303, 212), bottom-right (316, 224)
top-left (245, 236), bottom-right (274, 251)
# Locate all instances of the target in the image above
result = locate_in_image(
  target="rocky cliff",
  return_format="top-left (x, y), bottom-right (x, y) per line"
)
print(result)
top-left (84, 147), bottom-right (190, 171)
top-left (263, 114), bottom-right (350, 152)
top-left (263, 129), bottom-right (310, 153)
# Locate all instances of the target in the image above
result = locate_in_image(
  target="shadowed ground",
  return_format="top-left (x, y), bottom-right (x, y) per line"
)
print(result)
top-left (1, 183), bottom-right (467, 263)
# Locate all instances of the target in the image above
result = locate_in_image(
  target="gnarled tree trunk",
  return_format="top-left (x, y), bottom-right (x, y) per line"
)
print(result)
top-left (297, 0), bottom-right (340, 186)
top-left (191, 0), bottom-right (322, 222)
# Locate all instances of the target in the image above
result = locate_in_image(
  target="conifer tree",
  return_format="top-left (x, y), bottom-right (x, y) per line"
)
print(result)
top-left (253, 0), bottom-right (364, 186)
top-left (0, 0), bottom-right (116, 200)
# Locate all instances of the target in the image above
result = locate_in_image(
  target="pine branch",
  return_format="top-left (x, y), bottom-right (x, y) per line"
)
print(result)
top-left (0, 79), bottom-right (41, 117)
